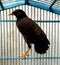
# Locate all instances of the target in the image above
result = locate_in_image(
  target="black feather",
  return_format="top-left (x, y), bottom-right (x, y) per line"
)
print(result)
top-left (34, 33), bottom-right (50, 54)
top-left (12, 9), bottom-right (50, 54)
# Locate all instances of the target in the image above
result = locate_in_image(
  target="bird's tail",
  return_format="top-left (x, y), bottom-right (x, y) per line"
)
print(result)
top-left (34, 35), bottom-right (50, 54)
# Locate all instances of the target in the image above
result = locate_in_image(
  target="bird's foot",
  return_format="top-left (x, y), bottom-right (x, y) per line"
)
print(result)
top-left (18, 52), bottom-right (29, 59)
top-left (18, 48), bottom-right (30, 59)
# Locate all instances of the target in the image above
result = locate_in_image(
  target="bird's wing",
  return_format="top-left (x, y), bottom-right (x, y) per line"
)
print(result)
top-left (16, 17), bottom-right (46, 42)
top-left (16, 17), bottom-right (36, 35)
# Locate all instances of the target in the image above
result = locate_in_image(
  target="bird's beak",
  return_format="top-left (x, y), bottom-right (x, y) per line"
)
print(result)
top-left (8, 12), bottom-right (14, 16)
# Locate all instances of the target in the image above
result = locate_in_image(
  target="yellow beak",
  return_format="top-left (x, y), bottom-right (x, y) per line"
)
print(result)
top-left (8, 13), bottom-right (14, 16)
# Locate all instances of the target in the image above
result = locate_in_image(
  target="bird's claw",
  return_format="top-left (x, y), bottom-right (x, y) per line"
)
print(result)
top-left (18, 48), bottom-right (30, 59)
top-left (18, 53), bottom-right (29, 59)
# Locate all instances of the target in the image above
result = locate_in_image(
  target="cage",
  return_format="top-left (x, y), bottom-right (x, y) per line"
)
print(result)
top-left (0, 0), bottom-right (60, 65)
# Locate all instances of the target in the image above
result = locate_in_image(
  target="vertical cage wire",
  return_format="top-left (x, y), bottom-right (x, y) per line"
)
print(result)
top-left (0, 5), bottom-right (60, 65)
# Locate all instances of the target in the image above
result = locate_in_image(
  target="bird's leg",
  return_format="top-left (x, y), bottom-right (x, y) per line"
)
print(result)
top-left (19, 36), bottom-right (31, 59)
top-left (19, 48), bottom-right (31, 59)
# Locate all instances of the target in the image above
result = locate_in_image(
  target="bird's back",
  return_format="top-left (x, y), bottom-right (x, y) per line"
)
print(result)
top-left (16, 17), bottom-right (50, 54)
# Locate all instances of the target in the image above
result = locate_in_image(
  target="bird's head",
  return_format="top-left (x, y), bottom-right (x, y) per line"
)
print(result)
top-left (8, 9), bottom-right (27, 19)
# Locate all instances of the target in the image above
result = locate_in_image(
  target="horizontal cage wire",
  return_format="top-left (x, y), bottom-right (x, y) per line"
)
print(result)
top-left (0, 5), bottom-right (60, 65)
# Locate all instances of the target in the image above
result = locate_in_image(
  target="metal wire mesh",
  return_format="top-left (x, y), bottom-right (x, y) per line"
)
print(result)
top-left (2, 0), bottom-right (19, 3)
top-left (33, 0), bottom-right (53, 4)
top-left (32, 0), bottom-right (60, 8)
top-left (0, 5), bottom-right (60, 65)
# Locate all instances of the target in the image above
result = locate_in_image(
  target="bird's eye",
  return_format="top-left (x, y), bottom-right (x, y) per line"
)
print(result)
top-left (17, 12), bottom-right (20, 15)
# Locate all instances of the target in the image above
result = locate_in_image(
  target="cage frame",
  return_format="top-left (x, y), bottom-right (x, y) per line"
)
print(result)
top-left (0, 0), bottom-right (60, 15)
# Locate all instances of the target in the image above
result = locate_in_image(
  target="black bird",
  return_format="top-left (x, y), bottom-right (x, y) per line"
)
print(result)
top-left (9, 9), bottom-right (50, 58)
